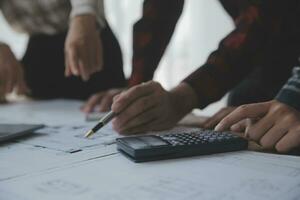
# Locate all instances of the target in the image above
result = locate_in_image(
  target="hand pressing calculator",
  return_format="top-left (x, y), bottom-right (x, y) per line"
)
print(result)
top-left (116, 129), bottom-right (248, 162)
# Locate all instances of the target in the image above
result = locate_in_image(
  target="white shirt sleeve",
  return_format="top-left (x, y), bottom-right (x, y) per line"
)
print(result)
top-left (70, 0), bottom-right (106, 29)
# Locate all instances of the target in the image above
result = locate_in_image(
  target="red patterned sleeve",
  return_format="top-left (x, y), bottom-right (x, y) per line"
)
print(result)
top-left (129, 0), bottom-right (184, 86)
top-left (183, 1), bottom-right (283, 108)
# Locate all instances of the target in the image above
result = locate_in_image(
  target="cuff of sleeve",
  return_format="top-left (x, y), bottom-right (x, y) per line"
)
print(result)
top-left (276, 89), bottom-right (300, 111)
top-left (182, 63), bottom-right (220, 109)
top-left (182, 79), bottom-right (209, 110)
top-left (70, 0), bottom-right (106, 29)
top-left (128, 72), bottom-right (147, 87)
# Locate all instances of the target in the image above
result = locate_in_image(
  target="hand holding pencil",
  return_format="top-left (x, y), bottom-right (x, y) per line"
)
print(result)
top-left (85, 81), bottom-right (197, 137)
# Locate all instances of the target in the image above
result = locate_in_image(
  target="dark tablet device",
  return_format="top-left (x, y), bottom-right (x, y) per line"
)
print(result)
top-left (116, 129), bottom-right (248, 162)
top-left (0, 124), bottom-right (45, 142)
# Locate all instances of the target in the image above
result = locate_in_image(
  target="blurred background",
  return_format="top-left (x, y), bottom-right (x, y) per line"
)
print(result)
top-left (0, 0), bottom-right (234, 115)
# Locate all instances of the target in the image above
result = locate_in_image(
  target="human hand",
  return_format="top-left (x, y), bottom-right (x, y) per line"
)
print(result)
top-left (65, 15), bottom-right (103, 81)
top-left (0, 43), bottom-right (29, 101)
top-left (215, 100), bottom-right (300, 153)
top-left (81, 88), bottom-right (124, 113)
top-left (111, 81), bottom-right (198, 135)
top-left (201, 106), bottom-right (236, 129)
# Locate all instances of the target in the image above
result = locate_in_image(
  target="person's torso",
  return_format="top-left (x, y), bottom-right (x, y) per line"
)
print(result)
top-left (0, 0), bottom-right (71, 35)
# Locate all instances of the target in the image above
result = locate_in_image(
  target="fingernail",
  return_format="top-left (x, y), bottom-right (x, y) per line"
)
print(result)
top-left (204, 124), bottom-right (211, 129)
top-left (230, 124), bottom-right (240, 131)
top-left (73, 70), bottom-right (79, 76)
top-left (81, 107), bottom-right (89, 113)
top-left (113, 96), bottom-right (119, 101)
top-left (214, 123), bottom-right (224, 131)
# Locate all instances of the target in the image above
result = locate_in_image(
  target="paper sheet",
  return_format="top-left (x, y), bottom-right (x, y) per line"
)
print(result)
top-left (0, 99), bottom-right (120, 152)
top-left (0, 100), bottom-right (202, 182)
top-left (0, 100), bottom-right (200, 153)
top-left (0, 99), bottom-right (85, 125)
top-left (0, 142), bottom-right (117, 181)
top-left (15, 123), bottom-right (118, 152)
top-left (1, 151), bottom-right (300, 200)
top-left (1, 100), bottom-right (300, 200)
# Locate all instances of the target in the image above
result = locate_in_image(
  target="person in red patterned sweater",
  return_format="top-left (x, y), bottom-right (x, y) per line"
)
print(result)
top-left (109, 0), bottom-right (300, 153)
top-left (82, 0), bottom-right (297, 115)
top-left (108, 1), bottom-right (300, 153)
top-left (81, 0), bottom-right (184, 113)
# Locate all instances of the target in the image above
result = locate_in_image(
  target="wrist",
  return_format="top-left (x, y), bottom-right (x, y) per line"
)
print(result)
top-left (70, 14), bottom-right (97, 30)
top-left (169, 82), bottom-right (199, 118)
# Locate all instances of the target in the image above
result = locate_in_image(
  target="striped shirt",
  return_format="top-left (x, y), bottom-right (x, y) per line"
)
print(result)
top-left (0, 0), bottom-right (105, 35)
top-left (276, 67), bottom-right (300, 111)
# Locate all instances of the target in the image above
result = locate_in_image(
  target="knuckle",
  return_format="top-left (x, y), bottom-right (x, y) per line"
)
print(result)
top-left (272, 104), bottom-right (289, 115)
top-left (131, 85), bottom-right (143, 94)
top-left (236, 105), bottom-right (249, 115)
top-left (151, 81), bottom-right (160, 87)
top-left (118, 91), bottom-right (129, 100)
top-left (139, 97), bottom-right (151, 108)
top-left (147, 81), bottom-right (162, 91)
top-left (282, 114), bottom-right (296, 124)
top-left (154, 82), bottom-right (163, 91)
top-left (148, 80), bottom-right (156, 85)
top-left (219, 118), bottom-right (230, 126)
top-left (113, 94), bottom-right (120, 101)
top-left (116, 91), bottom-right (127, 101)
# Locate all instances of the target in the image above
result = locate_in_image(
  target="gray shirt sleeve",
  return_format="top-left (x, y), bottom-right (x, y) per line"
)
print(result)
top-left (70, 0), bottom-right (106, 29)
top-left (276, 67), bottom-right (300, 111)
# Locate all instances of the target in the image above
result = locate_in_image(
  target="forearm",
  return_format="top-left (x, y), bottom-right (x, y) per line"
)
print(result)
top-left (183, 2), bottom-right (283, 109)
top-left (129, 0), bottom-right (184, 86)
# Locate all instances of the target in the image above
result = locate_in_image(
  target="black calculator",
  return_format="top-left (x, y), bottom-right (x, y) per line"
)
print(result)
top-left (116, 129), bottom-right (248, 162)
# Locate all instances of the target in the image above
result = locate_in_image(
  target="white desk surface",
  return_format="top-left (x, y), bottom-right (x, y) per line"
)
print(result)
top-left (0, 99), bottom-right (300, 200)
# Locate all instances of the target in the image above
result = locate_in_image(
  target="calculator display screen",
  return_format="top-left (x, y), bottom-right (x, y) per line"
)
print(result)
top-left (138, 136), bottom-right (169, 147)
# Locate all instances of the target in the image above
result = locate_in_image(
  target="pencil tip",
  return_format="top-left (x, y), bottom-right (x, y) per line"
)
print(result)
top-left (84, 130), bottom-right (94, 138)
